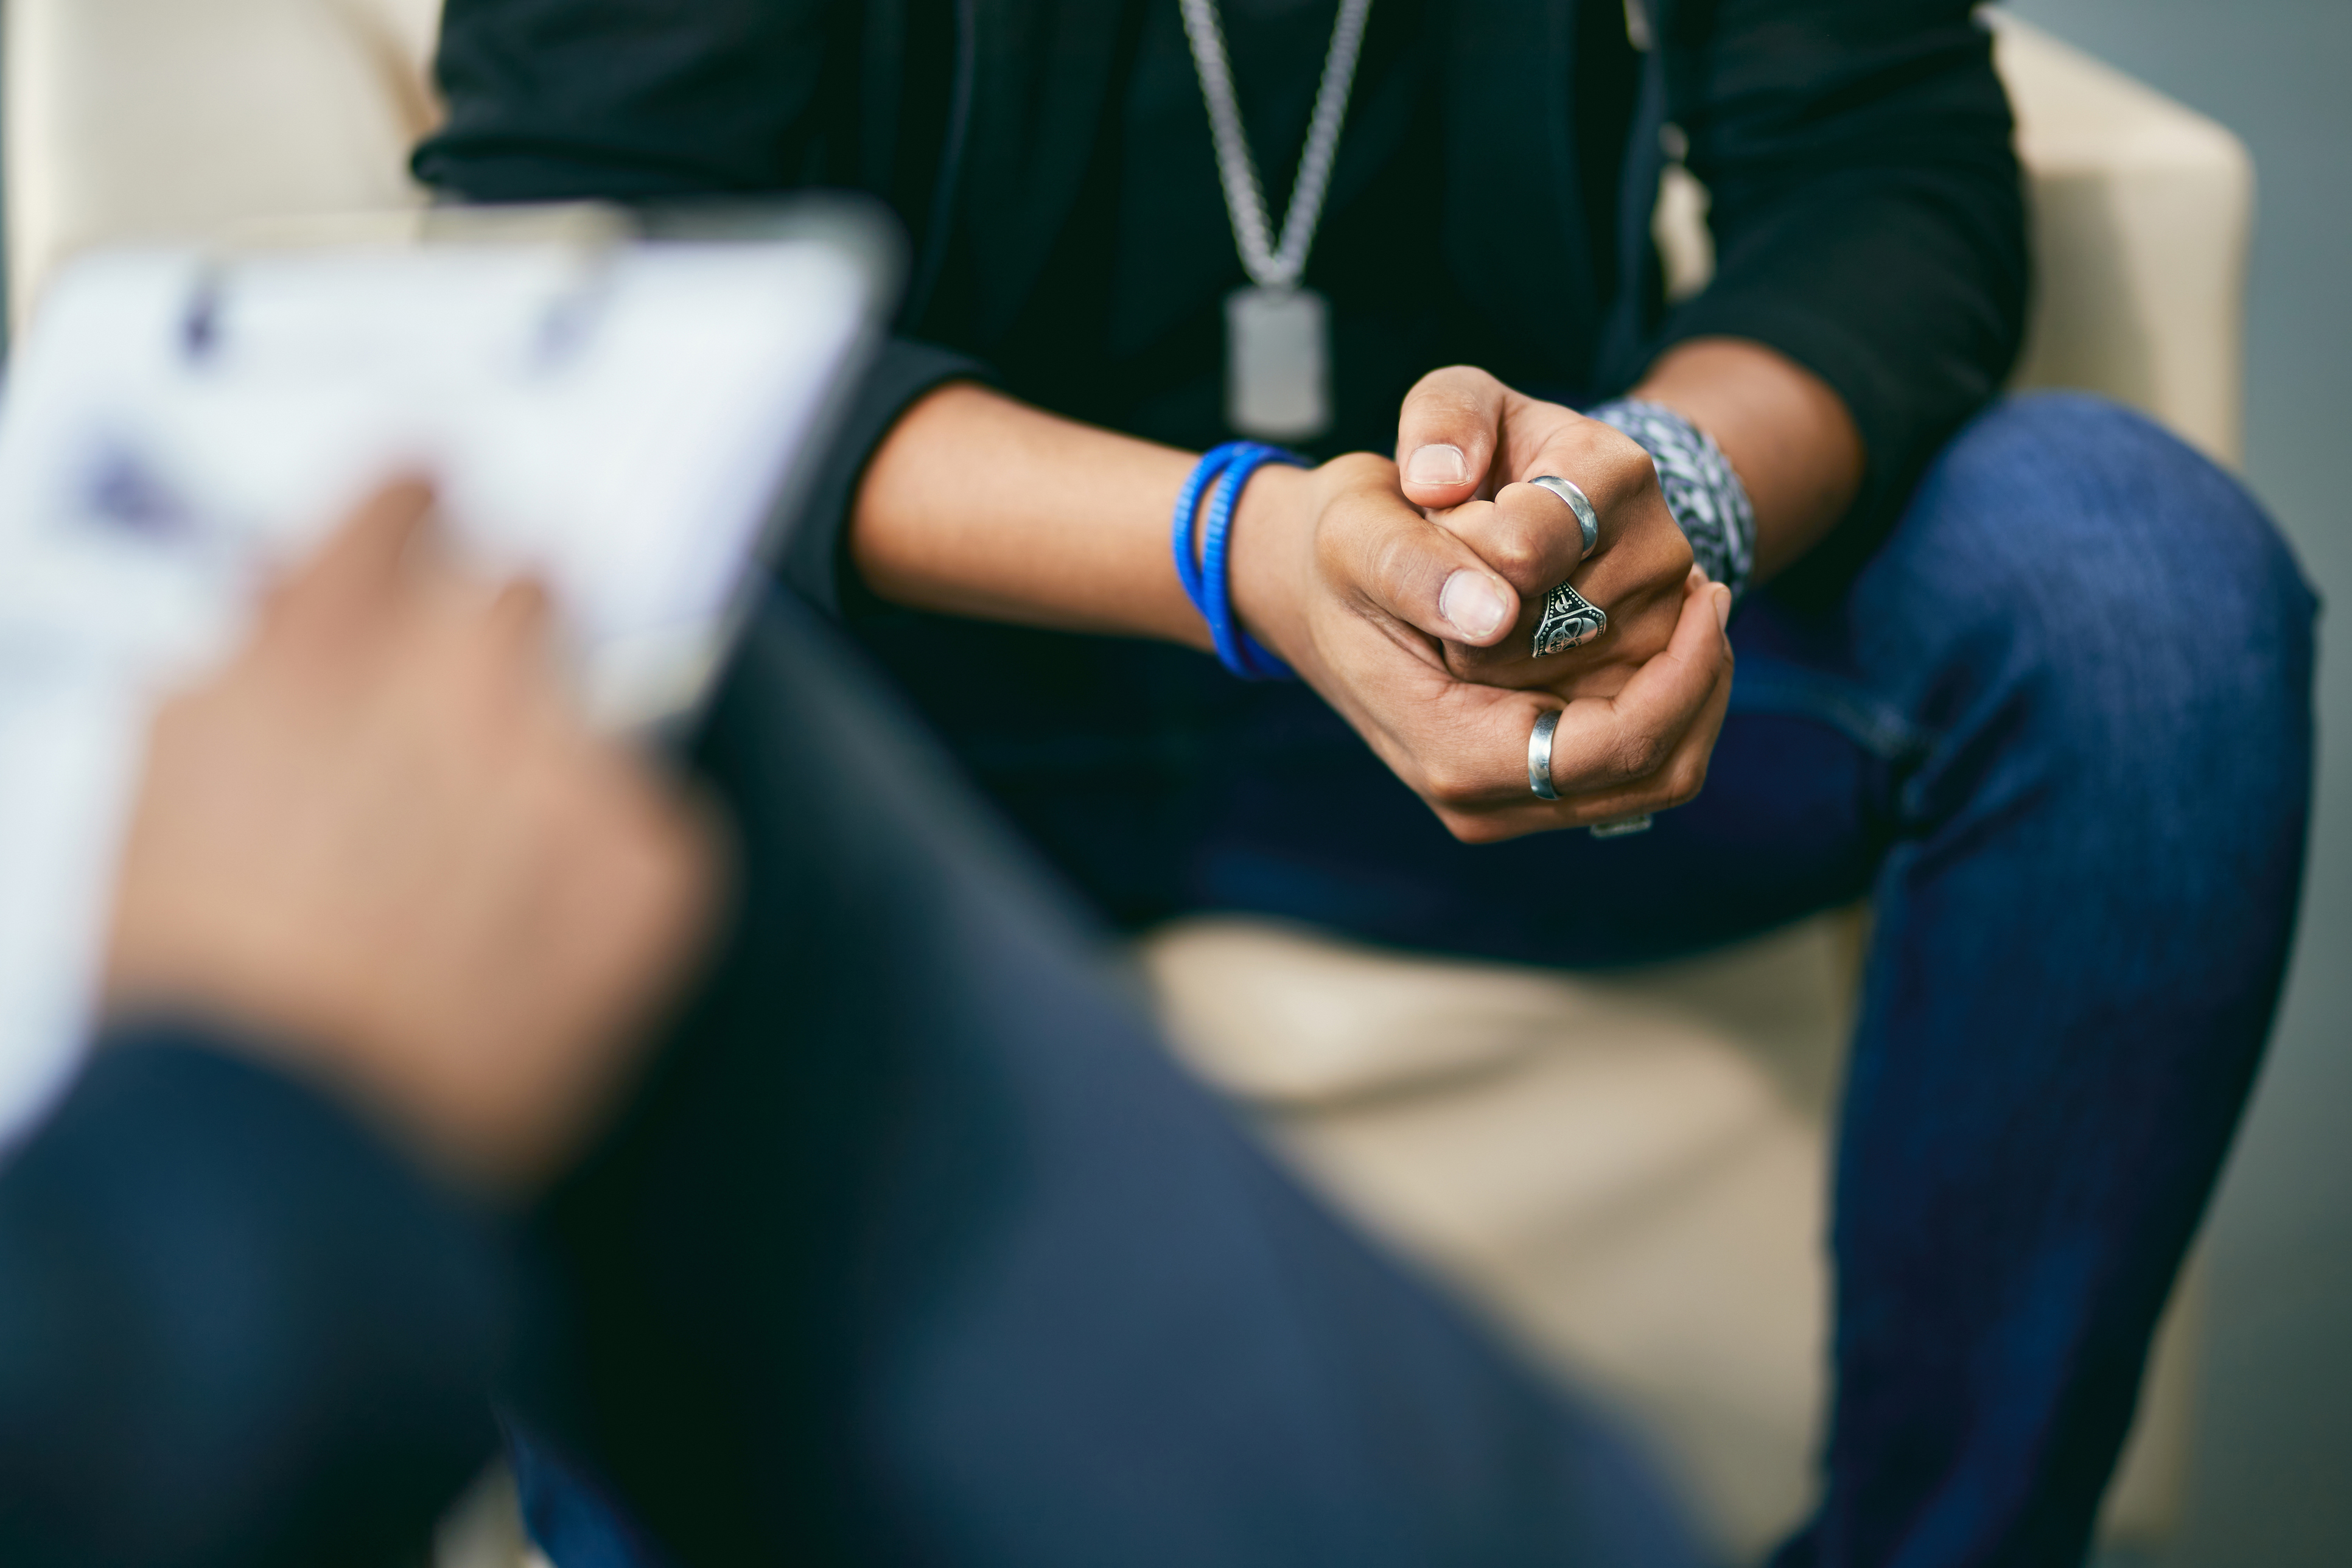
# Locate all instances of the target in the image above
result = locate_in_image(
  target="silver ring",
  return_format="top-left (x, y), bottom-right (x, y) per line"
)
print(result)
top-left (1527, 477), bottom-right (1600, 559)
top-left (1531, 579), bottom-right (1606, 657)
top-left (1589, 814), bottom-right (1653, 839)
top-left (1528, 708), bottom-right (1562, 800)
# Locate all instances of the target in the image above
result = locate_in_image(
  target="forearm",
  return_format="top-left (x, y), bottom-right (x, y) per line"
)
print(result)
top-left (1629, 337), bottom-right (1865, 586)
top-left (853, 383), bottom-right (1295, 651)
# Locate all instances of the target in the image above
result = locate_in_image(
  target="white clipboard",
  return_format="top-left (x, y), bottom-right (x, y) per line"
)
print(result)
top-left (0, 202), bottom-right (895, 1148)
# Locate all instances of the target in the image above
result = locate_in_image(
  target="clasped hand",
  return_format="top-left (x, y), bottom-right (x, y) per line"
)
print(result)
top-left (1229, 366), bottom-right (1733, 844)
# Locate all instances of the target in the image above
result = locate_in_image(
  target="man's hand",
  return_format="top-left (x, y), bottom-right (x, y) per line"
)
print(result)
top-left (102, 481), bottom-right (719, 1194)
top-left (1231, 455), bottom-right (1732, 844)
top-left (1392, 365), bottom-right (1695, 702)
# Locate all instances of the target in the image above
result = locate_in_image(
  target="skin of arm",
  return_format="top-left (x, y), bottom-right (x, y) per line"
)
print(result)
top-left (849, 383), bottom-right (1216, 650)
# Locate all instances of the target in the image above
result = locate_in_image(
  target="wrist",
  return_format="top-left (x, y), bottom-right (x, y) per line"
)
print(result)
top-left (1223, 459), bottom-right (1318, 668)
top-left (1587, 397), bottom-right (1757, 600)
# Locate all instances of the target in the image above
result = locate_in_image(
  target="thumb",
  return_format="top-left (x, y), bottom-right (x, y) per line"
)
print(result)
top-left (1397, 365), bottom-right (1508, 510)
top-left (1335, 488), bottom-right (1523, 649)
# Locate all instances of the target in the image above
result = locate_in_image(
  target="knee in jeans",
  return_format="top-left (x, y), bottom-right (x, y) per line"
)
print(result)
top-left (1909, 393), bottom-right (2316, 715)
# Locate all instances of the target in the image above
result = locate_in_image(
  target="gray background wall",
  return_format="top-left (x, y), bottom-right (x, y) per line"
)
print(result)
top-left (2000, 3), bottom-right (2352, 1564)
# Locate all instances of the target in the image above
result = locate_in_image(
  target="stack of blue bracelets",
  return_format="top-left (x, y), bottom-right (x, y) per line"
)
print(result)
top-left (1172, 440), bottom-right (1309, 681)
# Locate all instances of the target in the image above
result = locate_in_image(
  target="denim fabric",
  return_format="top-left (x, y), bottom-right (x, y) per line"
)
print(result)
top-left (834, 393), bottom-right (2318, 1566)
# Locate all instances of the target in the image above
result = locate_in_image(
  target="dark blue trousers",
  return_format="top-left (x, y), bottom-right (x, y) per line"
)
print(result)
top-left (523, 394), bottom-right (2314, 1567)
top-left (513, 541), bottom-right (1707, 1565)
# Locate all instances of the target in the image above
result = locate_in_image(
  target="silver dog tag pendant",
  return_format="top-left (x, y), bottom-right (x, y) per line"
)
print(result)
top-left (1225, 285), bottom-right (1331, 442)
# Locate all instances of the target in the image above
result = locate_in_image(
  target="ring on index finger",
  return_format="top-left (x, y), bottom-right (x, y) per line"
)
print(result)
top-left (1527, 477), bottom-right (1600, 559)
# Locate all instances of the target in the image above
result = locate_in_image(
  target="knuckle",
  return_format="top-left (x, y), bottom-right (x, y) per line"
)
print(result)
top-left (1656, 524), bottom-right (1696, 580)
top-left (1662, 754), bottom-right (1709, 807)
top-left (1581, 425), bottom-right (1648, 481)
top-left (1441, 810), bottom-right (1511, 845)
top-left (1606, 442), bottom-right (1659, 496)
top-left (1424, 777), bottom-right (1476, 811)
top-left (1482, 525), bottom-right (1549, 584)
top-left (1418, 758), bottom-right (1483, 809)
top-left (1575, 429), bottom-right (1663, 514)
top-left (1609, 727), bottom-right (1667, 782)
top-left (1443, 641), bottom-right (1508, 678)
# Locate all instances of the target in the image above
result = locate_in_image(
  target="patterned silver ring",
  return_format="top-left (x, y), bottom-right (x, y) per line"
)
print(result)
top-left (1531, 579), bottom-right (1606, 657)
top-left (1527, 476), bottom-right (1600, 559)
top-left (1528, 708), bottom-right (1563, 800)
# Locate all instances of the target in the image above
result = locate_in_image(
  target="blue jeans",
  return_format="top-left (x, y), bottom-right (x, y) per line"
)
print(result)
top-left (839, 394), bottom-right (2317, 1565)
top-left (518, 394), bottom-right (2312, 1567)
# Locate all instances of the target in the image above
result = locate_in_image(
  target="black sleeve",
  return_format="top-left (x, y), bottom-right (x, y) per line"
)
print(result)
top-left (414, 0), bottom-right (988, 617)
top-left (1658, 0), bottom-right (2029, 579)
top-left (0, 1032), bottom-right (510, 1568)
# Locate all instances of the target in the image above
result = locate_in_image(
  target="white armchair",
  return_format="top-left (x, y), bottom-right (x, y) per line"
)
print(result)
top-left (2, 4), bottom-right (2252, 1559)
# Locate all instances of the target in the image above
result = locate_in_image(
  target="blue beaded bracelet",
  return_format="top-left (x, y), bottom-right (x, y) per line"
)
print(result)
top-left (1172, 441), bottom-right (1306, 680)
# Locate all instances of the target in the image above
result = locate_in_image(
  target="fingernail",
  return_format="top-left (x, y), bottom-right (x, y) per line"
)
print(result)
top-left (1712, 584), bottom-right (1732, 632)
top-left (1441, 570), bottom-right (1509, 640)
top-left (1406, 443), bottom-right (1470, 486)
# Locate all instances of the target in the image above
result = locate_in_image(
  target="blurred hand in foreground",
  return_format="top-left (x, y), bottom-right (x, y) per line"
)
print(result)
top-left (102, 480), bottom-right (720, 1194)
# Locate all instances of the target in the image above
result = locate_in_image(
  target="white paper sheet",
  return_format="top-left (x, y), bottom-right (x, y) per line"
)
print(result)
top-left (0, 230), bottom-right (882, 1149)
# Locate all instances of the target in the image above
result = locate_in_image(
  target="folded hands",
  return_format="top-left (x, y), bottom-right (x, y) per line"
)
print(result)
top-left (1226, 365), bottom-right (1731, 842)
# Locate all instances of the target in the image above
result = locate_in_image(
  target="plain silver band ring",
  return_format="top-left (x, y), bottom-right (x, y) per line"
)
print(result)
top-left (1528, 476), bottom-right (1600, 559)
top-left (1528, 708), bottom-right (1563, 800)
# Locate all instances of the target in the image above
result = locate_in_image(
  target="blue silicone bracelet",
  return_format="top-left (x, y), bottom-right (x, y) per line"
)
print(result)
top-left (1171, 442), bottom-right (1244, 612)
top-left (1173, 441), bottom-right (1306, 680)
